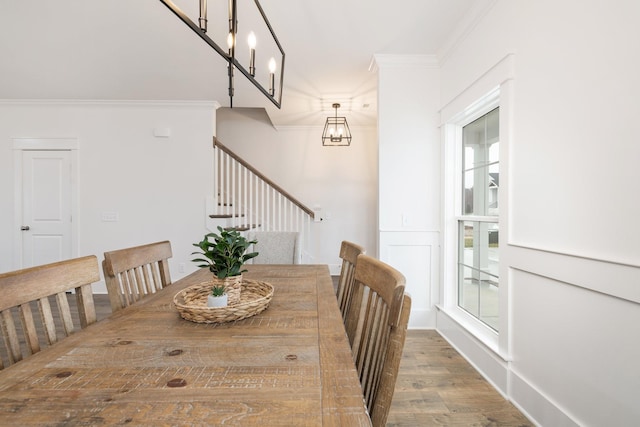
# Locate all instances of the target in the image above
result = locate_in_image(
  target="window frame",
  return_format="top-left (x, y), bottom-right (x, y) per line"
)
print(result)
top-left (458, 107), bottom-right (500, 332)
top-left (441, 87), bottom-right (503, 354)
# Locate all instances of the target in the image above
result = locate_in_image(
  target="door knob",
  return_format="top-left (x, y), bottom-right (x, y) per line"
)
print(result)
top-left (20, 226), bottom-right (30, 231)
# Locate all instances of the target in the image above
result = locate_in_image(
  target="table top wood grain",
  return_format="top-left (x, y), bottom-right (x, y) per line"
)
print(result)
top-left (0, 265), bottom-right (371, 426)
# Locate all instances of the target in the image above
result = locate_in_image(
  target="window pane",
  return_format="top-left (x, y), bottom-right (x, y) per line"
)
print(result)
top-left (458, 220), bottom-right (499, 330)
top-left (462, 108), bottom-right (499, 216)
top-left (478, 270), bottom-right (499, 331)
top-left (458, 264), bottom-right (479, 317)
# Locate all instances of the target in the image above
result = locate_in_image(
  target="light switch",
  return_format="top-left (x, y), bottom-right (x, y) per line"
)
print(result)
top-left (153, 127), bottom-right (171, 138)
top-left (101, 211), bottom-right (119, 222)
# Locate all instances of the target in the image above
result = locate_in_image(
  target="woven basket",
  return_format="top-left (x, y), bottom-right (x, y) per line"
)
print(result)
top-left (209, 275), bottom-right (243, 305)
top-left (173, 279), bottom-right (274, 324)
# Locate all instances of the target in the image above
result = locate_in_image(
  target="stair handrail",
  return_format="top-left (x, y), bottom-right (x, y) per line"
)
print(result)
top-left (214, 138), bottom-right (315, 219)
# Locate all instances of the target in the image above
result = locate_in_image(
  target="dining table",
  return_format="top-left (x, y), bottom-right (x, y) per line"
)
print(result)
top-left (0, 264), bottom-right (372, 426)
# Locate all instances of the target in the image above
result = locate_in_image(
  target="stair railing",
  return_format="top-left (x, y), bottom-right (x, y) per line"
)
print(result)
top-left (209, 138), bottom-right (315, 263)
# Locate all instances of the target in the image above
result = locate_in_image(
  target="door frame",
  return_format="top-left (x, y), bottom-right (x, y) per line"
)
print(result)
top-left (12, 138), bottom-right (79, 269)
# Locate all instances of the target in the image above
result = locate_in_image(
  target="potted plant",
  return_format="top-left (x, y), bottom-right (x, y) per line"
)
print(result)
top-left (207, 284), bottom-right (228, 308)
top-left (192, 226), bottom-right (258, 305)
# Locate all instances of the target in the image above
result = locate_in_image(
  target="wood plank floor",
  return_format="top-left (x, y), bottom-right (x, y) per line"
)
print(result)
top-left (2, 293), bottom-right (532, 426)
top-left (387, 330), bottom-right (532, 426)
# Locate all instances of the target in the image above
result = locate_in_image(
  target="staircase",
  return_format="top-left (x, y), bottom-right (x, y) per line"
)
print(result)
top-left (206, 138), bottom-right (315, 263)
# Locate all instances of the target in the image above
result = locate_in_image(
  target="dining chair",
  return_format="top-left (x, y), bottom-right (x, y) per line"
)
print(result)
top-left (345, 254), bottom-right (410, 427)
top-left (335, 241), bottom-right (365, 324)
top-left (0, 255), bottom-right (99, 369)
top-left (102, 240), bottom-right (172, 312)
top-left (247, 231), bottom-right (299, 264)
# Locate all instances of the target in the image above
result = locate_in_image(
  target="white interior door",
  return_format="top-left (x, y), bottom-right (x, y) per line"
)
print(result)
top-left (21, 150), bottom-right (73, 268)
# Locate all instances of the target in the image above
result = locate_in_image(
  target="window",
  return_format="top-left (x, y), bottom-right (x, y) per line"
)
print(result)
top-left (458, 108), bottom-right (499, 331)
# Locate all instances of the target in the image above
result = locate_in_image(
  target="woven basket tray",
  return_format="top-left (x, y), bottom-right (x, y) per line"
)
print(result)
top-left (173, 279), bottom-right (274, 324)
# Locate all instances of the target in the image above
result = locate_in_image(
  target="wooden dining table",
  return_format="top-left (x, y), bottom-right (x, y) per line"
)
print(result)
top-left (0, 264), bottom-right (371, 426)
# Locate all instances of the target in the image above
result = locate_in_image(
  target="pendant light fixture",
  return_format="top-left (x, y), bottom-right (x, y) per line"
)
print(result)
top-left (322, 103), bottom-right (352, 146)
top-left (159, 0), bottom-right (285, 109)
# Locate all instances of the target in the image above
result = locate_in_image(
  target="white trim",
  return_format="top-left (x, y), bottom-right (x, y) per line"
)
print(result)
top-left (443, 97), bottom-right (503, 349)
top-left (510, 369), bottom-right (580, 427)
top-left (437, 0), bottom-right (499, 64)
top-left (13, 137), bottom-right (78, 150)
top-left (440, 53), bottom-right (514, 123)
top-left (12, 138), bottom-right (79, 269)
top-left (273, 124), bottom-right (376, 132)
top-left (0, 99), bottom-right (221, 109)
top-left (455, 215), bottom-right (499, 223)
top-left (441, 52), bottom-right (516, 361)
top-left (510, 245), bottom-right (640, 304)
top-left (509, 241), bottom-right (640, 272)
top-left (379, 230), bottom-right (440, 328)
top-left (436, 306), bottom-right (509, 395)
top-left (438, 304), bottom-right (502, 357)
top-left (369, 54), bottom-right (439, 72)
top-left (13, 150), bottom-right (22, 269)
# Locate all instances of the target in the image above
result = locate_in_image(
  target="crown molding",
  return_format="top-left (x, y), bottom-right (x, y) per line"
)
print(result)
top-left (0, 99), bottom-right (222, 109)
top-left (437, 0), bottom-right (498, 64)
top-left (273, 124), bottom-right (377, 132)
top-left (369, 54), bottom-right (439, 72)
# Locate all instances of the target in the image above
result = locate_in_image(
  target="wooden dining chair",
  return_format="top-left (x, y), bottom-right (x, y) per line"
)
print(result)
top-left (0, 256), bottom-right (99, 370)
top-left (345, 254), bottom-right (410, 427)
top-left (335, 241), bottom-right (365, 324)
top-left (102, 240), bottom-right (172, 312)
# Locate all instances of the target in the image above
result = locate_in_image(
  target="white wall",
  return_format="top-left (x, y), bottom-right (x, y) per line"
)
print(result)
top-left (435, 1), bottom-right (640, 426)
top-left (374, 55), bottom-right (442, 328)
top-left (215, 107), bottom-right (378, 273)
top-left (0, 100), bottom-right (217, 291)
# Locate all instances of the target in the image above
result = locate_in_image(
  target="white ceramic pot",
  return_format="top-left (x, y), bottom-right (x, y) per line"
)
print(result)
top-left (207, 294), bottom-right (228, 308)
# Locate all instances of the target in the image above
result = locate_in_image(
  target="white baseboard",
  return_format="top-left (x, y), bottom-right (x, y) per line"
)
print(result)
top-left (510, 370), bottom-right (579, 427)
top-left (436, 309), bottom-right (509, 395)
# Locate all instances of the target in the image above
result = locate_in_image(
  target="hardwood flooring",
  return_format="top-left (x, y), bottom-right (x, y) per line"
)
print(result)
top-left (387, 330), bottom-right (532, 426)
top-left (2, 293), bottom-right (532, 426)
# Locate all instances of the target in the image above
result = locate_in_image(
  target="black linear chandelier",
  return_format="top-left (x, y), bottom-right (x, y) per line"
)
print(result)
top-left (322, 103), bottom-right (352, 146)
top-left (159, 0), bottom-right (285, 108)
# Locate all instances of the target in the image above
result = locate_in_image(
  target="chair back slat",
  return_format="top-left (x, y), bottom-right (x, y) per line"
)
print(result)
top-left (18, 303), bottom-right (40, 355)
top-left (0, 256), bottom-right (99, 369)
top-left (371, 294), bottom-right (411, 427)
top-left (336, 241), bottom-right (365, 325)
top-left (76, 284), bottom-right (97, 328)
top-left (345, 254), bottom-right (409, 427)
top-left (55, 292), bottom-right (75, 336)
top-left (1, 310), bottom-right (21, 367)
top-left (103, 241), bottom-right (173, 312)
top-left (38, 297), bottom-right (57, 344)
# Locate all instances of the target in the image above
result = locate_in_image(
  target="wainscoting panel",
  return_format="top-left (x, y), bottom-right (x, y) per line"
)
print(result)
top-left (379, 231), bottom-right (440, 328)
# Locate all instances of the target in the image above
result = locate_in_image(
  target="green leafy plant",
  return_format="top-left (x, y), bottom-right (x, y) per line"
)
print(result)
top-left (192, 226), bottom-right (259, 279)
top-left (211, 284), bottom-right (226, 297)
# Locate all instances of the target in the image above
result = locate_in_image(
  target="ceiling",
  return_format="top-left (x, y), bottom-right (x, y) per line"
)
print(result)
top-left (0, 0), bottom-right (484, 126)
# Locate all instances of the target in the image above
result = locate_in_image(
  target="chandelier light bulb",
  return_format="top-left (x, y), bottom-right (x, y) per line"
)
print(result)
top-left (248, 31), bottom-right (257, 76)
top-left (268, 57), bottom-right (276, 96)
top-left (227, 32), bottom-right (234, 50)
